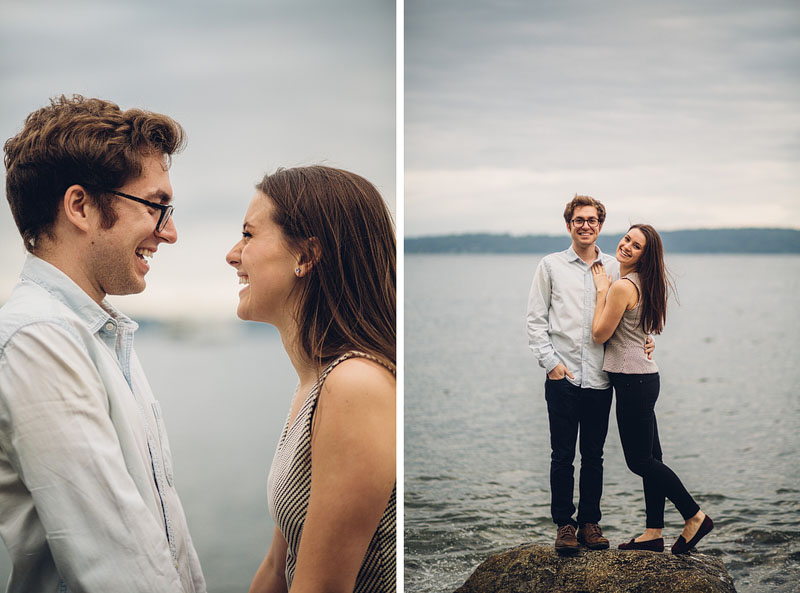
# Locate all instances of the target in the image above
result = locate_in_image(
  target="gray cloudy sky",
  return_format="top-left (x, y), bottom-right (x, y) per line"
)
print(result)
top-left (0, 0), bottom-right (395, 318)
top-left (405, 0), bottom-right (799, 236)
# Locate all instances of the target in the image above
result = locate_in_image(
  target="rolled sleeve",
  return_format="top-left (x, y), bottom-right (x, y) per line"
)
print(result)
top-left (0, 324), bottom-right (186, 592)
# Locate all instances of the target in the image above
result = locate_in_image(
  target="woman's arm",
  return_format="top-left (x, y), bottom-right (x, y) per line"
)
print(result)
top-left (290, 358), bottom-right (396, 593)
top-left (591, 263), bottom-right (637, 343)
top-left (249, 527), bottom-right (289, 593)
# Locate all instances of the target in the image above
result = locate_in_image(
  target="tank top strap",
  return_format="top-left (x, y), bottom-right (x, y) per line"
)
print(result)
top-left (317, 350), bottom-right (396, 385)
top-left (308, 351), bottom-right (396, 412)
top-left (620, 271), bottom-right (639, 288)
top-left (620, 272), bottom-right (641, 305)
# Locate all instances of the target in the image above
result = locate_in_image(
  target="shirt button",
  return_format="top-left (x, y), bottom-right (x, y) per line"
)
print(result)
top-left (104, 322), bottom-right (115, 332)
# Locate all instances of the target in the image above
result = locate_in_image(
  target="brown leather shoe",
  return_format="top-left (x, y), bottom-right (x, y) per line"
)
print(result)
top-left (555, 524), bottom-right (579, 556)
top-left (577, 523), bottom-right (610, 550)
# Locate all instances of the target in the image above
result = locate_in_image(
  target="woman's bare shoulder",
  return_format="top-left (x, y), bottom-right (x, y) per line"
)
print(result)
top-left (312, 356), bottom-right (396, 450)
top-left (320, 356), bottom-right (396, 406)
top-left (611, 277), bottom-right (638, 299)
top-left (613, 277), bottom-right (638, 292)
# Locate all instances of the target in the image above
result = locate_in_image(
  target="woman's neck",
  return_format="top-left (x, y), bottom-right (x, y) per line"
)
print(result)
top-left (620, 263), bottom-right (637, 277)
top-left (279, 326), bottom-right (319, 386)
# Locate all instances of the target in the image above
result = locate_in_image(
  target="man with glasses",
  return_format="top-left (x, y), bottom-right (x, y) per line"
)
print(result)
top-left (0, 95), bottom-right (206, 592)
top-left (526, 195), bottom-right (653, 555)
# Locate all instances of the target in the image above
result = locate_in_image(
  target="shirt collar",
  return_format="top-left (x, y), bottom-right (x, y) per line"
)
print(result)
top-left (593, 245), bottom-right (608, 263)
top-left (565, 244), bottom-right (605, 265)
top-left (20, 254), bottom-right (138, 334)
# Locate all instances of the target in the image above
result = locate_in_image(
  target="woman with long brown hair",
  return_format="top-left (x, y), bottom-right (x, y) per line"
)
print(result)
top-left (226, 166), bottom-right (395, 592)
top-left (590, 224), bottom-right (713, 554)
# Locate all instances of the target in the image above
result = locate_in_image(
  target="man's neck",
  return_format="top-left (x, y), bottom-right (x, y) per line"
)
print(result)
top-left (34, 243), bottom-right (105, 304)
top-left (572, 241), bottom-right (598, 265)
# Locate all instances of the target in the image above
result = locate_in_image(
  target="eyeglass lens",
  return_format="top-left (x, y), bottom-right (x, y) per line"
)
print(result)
top-left (572, 218), bottom-right (599, 227)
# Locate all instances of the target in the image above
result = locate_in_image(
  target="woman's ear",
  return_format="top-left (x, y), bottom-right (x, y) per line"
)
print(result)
top-left (295, 237), bottom-right (322, 277)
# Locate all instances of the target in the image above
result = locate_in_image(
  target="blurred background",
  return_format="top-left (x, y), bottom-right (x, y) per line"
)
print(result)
top-left (0, 0), bottom-right (395, 590)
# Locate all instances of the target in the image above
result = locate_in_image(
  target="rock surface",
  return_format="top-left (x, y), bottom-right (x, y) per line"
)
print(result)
top-left (454, 543), bottom-right (736, 593)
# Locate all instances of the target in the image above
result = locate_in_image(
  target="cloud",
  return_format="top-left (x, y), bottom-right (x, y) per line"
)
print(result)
top-left (405, 160), bottom-right (798, 236)
top-left (0, 0), bottom-right (395, 314)
top-left (405, 0), bottom-right (799, 234)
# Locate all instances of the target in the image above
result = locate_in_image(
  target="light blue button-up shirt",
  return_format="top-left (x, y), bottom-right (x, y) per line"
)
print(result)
top-left (526, 245), bottom-right (620, 390)
top-left (0, 255), bottom-right (206, 593)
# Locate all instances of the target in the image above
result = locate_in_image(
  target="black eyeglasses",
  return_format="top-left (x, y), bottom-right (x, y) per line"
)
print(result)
top-left (102, 189), bottom-right (174, 232)
top-left (571, 217), bottom-right (600, 228)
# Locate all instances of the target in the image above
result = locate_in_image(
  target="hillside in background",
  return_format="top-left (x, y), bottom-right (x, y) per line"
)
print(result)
top-left (405, 228), bottom-right (800, 254)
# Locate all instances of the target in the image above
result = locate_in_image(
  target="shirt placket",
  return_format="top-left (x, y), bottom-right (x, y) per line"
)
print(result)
top-left (111, 322), bottom-right (178, 567)
top-left (581, 262), bottom-right (594, 387)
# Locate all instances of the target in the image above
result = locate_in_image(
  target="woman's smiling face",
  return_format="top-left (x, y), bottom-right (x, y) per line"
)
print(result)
top-left (616, 227), bottom-right (647, 268)
top-left (226, 192), bottom-right (299, 327)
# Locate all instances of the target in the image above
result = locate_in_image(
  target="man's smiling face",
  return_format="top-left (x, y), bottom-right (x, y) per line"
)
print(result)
top-left (86, 155), bottom-right (177, 300)
top-left (567, 205), bottom-right (602, 250)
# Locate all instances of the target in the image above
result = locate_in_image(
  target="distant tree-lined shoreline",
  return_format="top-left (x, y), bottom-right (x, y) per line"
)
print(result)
top-left (405, 228), bottom-right (800, 254)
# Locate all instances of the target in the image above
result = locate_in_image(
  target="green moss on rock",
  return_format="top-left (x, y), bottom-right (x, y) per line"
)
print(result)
top-left (454, 543), bottom-right (736, 593)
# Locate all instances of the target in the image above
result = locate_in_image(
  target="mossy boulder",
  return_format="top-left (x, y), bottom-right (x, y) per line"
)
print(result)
top-left (454, 543), bottom-right (736, 593)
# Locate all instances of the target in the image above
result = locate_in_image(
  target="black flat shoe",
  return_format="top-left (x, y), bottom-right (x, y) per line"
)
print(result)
top-left (671, 515), bottom-right (714, 555)
top-left (618, 538), bottom-right (664, 552)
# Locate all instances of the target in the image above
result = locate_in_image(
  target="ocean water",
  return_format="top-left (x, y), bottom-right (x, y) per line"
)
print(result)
top-left (405, 254), bottom-right (800, 593)
top-left (0, 322), bottom-right (298, 592)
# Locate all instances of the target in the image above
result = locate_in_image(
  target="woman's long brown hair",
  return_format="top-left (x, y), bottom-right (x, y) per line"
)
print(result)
top-left (257, 166), bottom-right (396, 368)
top-left (629, 224), bottom-right (675, 335)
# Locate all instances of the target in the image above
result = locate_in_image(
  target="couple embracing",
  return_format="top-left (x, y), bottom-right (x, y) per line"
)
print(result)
top-left (527, 195), bottom-right (714, 556)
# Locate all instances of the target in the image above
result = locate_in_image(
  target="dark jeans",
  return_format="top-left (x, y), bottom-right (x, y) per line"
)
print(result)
top-left (609, 372), bottom-right (700, 528)
top-left (545, 378), bottom-right (613, 527)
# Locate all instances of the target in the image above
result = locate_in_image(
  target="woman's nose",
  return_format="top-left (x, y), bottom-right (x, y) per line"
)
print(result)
top-left (226, 241), bottom-right (242, 267)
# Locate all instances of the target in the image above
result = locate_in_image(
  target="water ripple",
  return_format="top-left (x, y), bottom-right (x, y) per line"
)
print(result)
top-left (405, 254), bottom-right (800, 593)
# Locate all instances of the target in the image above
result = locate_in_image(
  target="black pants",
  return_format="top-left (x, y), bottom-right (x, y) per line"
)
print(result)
top-left (545, 378), bottom-right (613, 527)
top-left (609, 372), bottom-right (700, 528)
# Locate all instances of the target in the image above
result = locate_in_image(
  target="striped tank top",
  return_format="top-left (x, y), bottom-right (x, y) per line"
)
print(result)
top-left (267, 351), bottom-right (396, 592)
top-left (602, 272), bottom-right (659, 374)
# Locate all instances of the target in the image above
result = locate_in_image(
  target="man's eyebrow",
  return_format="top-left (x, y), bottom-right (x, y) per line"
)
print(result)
top-left (144, 190), bottom-right (172, 205)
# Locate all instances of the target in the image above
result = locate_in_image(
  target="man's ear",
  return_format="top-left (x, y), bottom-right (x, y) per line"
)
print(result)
top-left (295, 237), bottom-right (322, 277)
top-left (62, 185), bottom-right (94, 232)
